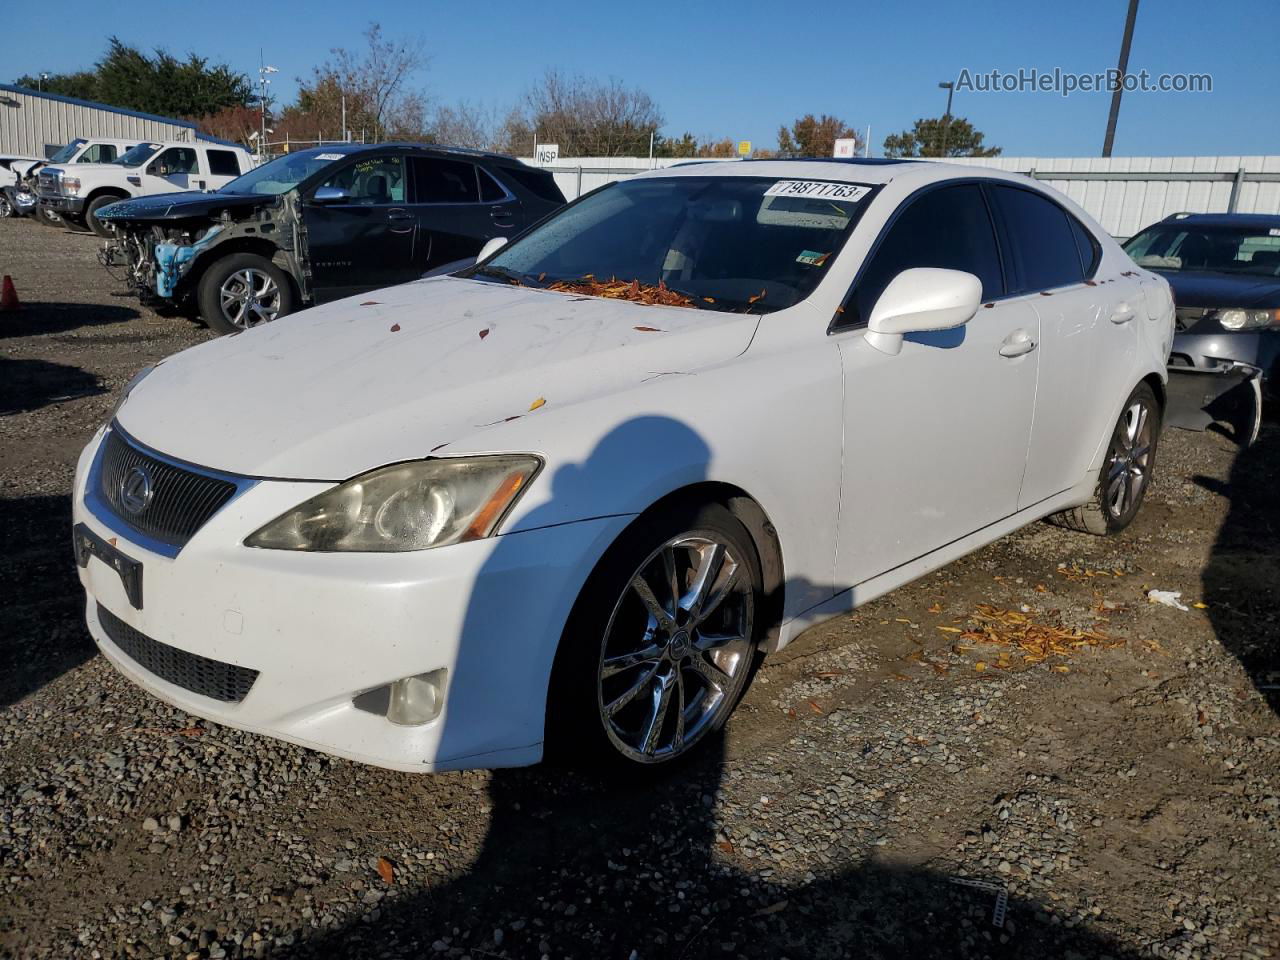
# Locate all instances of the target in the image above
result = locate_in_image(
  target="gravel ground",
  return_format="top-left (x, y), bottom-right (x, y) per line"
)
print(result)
top-left (2, 216), bottom-right (1278, 960)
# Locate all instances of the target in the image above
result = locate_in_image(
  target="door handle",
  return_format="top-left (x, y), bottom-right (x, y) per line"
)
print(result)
top-left (387, 210), bottom-right (413, 221)
top-left (490, 207), bottom-right (514, 220)
top-left (1110, 302), bottom-right (1135, 324)
top-left (998, 331), bottom-right (1037, 358)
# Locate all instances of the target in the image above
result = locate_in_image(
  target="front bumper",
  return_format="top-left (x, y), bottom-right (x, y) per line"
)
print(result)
top-left (73, 427), bottom-right (629, 772)
top-left (40, 194), bottom-right (85, 215)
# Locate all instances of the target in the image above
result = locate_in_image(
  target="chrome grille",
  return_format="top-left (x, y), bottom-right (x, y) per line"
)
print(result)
top-left (99, 429), bottom-right (238, 548)
top-left (97, 604), bottom-right (258, 703)
top-left (37, 169), bottom-right (59, 196)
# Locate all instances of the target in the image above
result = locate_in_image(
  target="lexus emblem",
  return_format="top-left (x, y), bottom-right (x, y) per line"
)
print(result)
top-left (118, 465), bottom-right (155, 515)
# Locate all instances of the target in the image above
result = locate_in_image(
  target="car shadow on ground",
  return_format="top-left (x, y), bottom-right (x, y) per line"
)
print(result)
top-left (0, 301), bottom-right (139, 338)
top-left (0, 494), bottom-right (95, 707)
top-left (1199, 421), bottom-right (1280, 714)
top-left (277, 416), bottom-right (1144, 959)
top-left (0, 356), bottom-right (104, 415)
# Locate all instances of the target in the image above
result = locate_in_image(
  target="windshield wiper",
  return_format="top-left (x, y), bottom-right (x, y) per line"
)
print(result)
top-left (471, 265), bottom-right (531, 286)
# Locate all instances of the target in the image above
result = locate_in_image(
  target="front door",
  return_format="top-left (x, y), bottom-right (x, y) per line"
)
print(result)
top-left (142, 147), bottom-right (199, 194)
top-left (302, 155), bottom-right (417, 302)
top-left (833, 182), bottom-right (1039, 588)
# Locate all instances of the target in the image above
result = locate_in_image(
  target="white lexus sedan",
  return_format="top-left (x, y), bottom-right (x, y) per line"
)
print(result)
top-left (72, 159), bottom-right (1174, 773)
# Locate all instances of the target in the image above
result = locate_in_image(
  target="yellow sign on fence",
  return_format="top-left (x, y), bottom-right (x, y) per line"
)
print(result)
top-left (737, 140), bottom-right (752, 157)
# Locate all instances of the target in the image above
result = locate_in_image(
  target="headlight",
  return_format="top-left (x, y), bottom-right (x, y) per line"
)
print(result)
top-left (246, 455), bottom-right (541, 552)
top-left (1212, 308), bottom-right (1280, 331)
top-left (62, 176), bottom-right (81, 195)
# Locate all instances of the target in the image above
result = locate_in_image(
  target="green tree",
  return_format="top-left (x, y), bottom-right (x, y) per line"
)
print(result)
top-left (882, 116), bottom-right (1001, 158)
top-left (776, 114), bottom-right (861, 158)
top-left (16, 38), bottom-right (250, 118)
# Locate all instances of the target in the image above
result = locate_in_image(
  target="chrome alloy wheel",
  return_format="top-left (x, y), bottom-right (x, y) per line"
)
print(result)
top-left (1104, 396), bottom-right (1154, 519)
top-left (219, 268), bottom-right (281, 329)
top-left (597, 534), bottom-right (754, 763)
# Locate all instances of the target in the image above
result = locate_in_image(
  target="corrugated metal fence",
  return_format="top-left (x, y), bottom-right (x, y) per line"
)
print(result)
top-left (525, 155), bottom-right (1280, 239)
top-left (0, 85), bottom-right (203, 157)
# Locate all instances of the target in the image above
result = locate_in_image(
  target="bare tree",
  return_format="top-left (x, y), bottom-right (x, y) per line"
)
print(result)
top-left (430, 100), bottom-right (501, 150)
top-left (498, 70), bottom-right (664, 157)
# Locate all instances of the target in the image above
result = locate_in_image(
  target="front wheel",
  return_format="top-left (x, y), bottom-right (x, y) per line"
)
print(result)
top-left (549, 502), bottom-right (762, 772)
top-left (0, 194), bottom-right (12, 218)
top-left (85, 195), bottom-right (123, 237)
top-left (1051, 381), bottom-right (1161, 535)
top-left (197, 253), bottom-right (294, 335)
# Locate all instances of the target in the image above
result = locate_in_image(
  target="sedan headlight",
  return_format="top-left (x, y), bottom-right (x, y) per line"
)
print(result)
top-left (1211, 308), bottom-right (1280, 331)
top-left (246, 455), bottom-right (541, 552)
top-left (61, 176), bottom-right (81, 196)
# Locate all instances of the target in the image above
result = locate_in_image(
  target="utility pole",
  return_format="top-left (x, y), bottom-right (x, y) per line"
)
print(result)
top-left (257, 53), bottom-right (278, 159)
top-left (938, 81), bottom-right (955, 157)
top-left (1102, 0), bottom-right (1140, 157)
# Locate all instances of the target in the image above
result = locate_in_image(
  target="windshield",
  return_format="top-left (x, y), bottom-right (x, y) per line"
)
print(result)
top-left (115, 143), bottom-right (163, 168)
top-left (49, 139), bottom-right (86, 163)
top-left (1125, 223), bottom-right (1280, 277)
top-left (219, 151), bottom-right (349, 196)
top-left (473, 176), bottom-right (873, 313)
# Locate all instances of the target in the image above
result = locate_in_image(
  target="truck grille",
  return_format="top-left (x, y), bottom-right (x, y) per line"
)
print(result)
top-left (37, 169), bottom-right (59, 196)
top-left (97, 604), bottom-right (259, 703)
top-left (99, 428), bottom-right (239, 549)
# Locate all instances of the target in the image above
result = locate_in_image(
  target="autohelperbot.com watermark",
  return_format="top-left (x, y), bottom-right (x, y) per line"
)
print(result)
top-left (955, 67), bottom-right (1212, 97)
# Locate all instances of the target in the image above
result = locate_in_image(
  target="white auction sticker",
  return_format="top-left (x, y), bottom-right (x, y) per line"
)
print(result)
top-left (314, 153), bottom-right (345, 161)
top-left (764, 180), bottom-right (870, 202)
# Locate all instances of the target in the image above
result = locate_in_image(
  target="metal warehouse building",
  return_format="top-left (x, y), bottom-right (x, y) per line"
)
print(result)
top-left (0, 84), bottom-right (213, 157)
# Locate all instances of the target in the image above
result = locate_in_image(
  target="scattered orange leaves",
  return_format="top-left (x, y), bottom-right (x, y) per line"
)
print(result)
top-left (547, 276), bottom-right (695, 308)
top-left (528, 397), bottom-right (546, 411)
top-left (960, 603), bottom-right (1123, 666)
top-left (376, 857), bottom-right (395, 884)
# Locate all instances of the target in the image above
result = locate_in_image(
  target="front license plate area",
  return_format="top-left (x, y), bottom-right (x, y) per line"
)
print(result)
top-left (73, 522), bottom-right (143, 609)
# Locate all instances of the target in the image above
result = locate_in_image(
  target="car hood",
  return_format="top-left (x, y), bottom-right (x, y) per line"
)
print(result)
top-left (97, 190), bottom-right (273, 223)
top-left (117, 277), bottom-right (759, 479)
top-left (1157, 270), bottom-right (1280, 310)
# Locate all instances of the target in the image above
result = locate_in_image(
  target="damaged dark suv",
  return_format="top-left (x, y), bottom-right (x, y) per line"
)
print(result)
top-left (97, 143), bottom-right (566, 334)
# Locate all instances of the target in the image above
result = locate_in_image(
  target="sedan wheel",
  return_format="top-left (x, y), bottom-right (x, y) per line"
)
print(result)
top-left (1104, 396), bottom-right (1154, 521)
top-left (219, 268), bottom-right (282, 329)
top-left (598, 529), bottom-right (756, 764)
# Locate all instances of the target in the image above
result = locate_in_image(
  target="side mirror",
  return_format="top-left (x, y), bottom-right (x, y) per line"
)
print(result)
top-left (312, 185), bottom-right (352, 204)
top-left (864, 267), bottom-right (982, 356)
top-left (476, 236), bottom-right (508, 262)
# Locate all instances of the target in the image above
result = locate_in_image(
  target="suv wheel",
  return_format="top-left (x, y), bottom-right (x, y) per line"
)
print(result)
top-left (198, 253), bottom-right (294, 335)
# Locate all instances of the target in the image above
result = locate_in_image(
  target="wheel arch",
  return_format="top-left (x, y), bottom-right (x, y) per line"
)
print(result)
top-left (185, 238), bottom-right (301, 303)
top-left (84, 186), bottom-right (129, 206)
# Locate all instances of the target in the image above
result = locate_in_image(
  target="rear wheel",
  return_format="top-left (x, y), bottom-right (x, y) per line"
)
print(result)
top-left (85, 194), bottom-right (124, 237)
top-left (197, 253), bottom-right (294, 335)
top-left (549, 502), bottom-right (762, 772)
top-left (1051, 382), bottom-right (1161, 535)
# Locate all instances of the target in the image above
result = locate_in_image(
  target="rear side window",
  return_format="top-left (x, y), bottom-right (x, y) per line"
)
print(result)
top-left (1068, 215), bottom-right (1101, 277)
top-left (206, 150), bottom-right (241, 176)
top-left (150, 148), bottom-right (199, 176)
top-left (989, 185), bottom-right (1084, 292)
top-left (500, 165), bottom-right (566, 204)
top-left (411, 157), bottom-right (479, 203)
top-left (478, 168), bottom-right (507, 202)
top-left (849, 183), bottom-right (1003, 325)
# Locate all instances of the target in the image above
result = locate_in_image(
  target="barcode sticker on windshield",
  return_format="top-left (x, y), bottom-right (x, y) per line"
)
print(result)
top-left (764, 181), bottom-right (870, 202)
top-left (315, 153), bottom-right (345, 161)
top-left (1270, 228), bottom-right (1280, 237)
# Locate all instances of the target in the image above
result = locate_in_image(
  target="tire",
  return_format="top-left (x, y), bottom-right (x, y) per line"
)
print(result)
top-left (85, 194), bottom-right (124, 237)
top-left (1050, 381), bottom-right (1161, 535)
top-left (0, 195), bottom-right (12, 218)
top-left (197, 253), bottom-right (294, 335)
top-left (35, 206), bottom-right (61, 228)
top-left (547, 501), bottom-right (763, 774)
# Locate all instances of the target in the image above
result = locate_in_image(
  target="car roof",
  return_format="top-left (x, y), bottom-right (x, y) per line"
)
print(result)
top-left (631, 157), bottom-right (1024, 187)
top-left (1158, 212), bottom-right (1280, 229)
top-left (282, 141), bottom-right (532, 167)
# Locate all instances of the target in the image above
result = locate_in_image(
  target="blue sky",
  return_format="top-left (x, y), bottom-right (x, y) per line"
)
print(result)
top-left (4, 0), bottom-right (1275, 157)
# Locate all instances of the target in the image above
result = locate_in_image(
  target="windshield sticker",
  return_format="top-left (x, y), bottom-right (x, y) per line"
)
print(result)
top-left (1271, 228), bottom-right (1280, 237)
top-left (796, 250), bottom-right (831, 266)
top-left (314, 153), bottom-right (345, 161)
top-left (764, 180), bottom-right (870, 202)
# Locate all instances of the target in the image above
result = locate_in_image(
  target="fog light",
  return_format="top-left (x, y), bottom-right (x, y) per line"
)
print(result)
top-left (385, 670), bottom-right (446, 726)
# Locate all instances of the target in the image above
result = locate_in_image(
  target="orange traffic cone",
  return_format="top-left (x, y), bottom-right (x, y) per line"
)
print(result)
top-left (0, 275), bottom-right (18, 312)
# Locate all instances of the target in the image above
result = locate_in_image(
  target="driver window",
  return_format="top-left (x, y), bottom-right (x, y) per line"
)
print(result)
top-left (320, 157), bottom-right (406, 205)
top-left (149, 148), bottom-right (198, 176)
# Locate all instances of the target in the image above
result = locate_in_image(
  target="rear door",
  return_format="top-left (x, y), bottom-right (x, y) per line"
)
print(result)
top-left (986, 184), bottom-right (1139, 508)
top-left (302, 154), bottom-right (417, 301)
top-left (408, 156), bottom-right (522, 272)
top-left (203, 148), bottom-right (245, 191)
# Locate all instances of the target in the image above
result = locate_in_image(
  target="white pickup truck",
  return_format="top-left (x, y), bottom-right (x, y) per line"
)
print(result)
top-left (3, 138), bottom-right (138, 223)
top-left (37, 139), bottom-right (256, 236)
